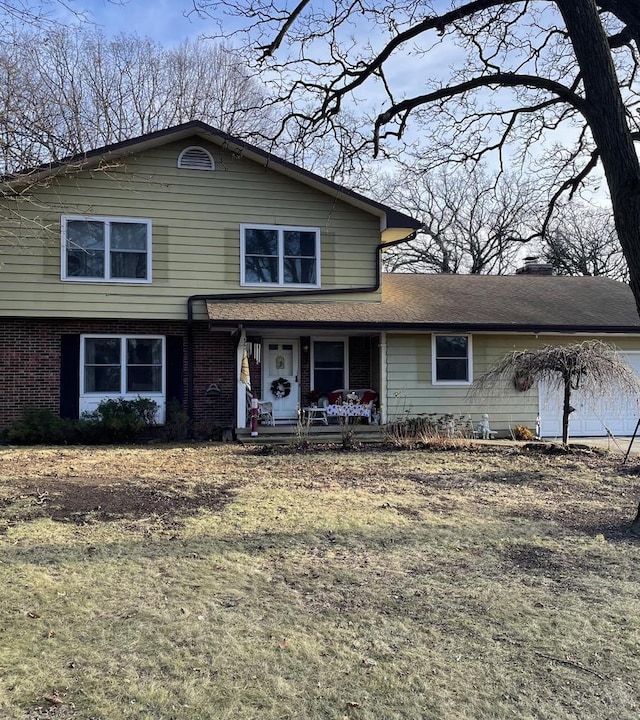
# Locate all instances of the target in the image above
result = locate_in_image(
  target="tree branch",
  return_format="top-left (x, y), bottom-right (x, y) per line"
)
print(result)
top-left (257, 0), bottom-right (313, 59)
top-left (373, 72), bottom-right (586, 154)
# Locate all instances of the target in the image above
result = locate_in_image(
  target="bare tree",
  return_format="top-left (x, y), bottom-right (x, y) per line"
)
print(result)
top-left (542, 202), bottom-right (628, 281)
top-left (189, 0), bottom-right (640, 311)
top-left (380, 167), bottom-right (541, 274)
top-left (0, 28), bottom-right (276, 172)
top-left (473, 341), bottom-right (640, 445)
top-left (0, 0), bottom-right (87, 28)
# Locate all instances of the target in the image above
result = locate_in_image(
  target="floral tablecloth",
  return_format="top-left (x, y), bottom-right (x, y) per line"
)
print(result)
top-left (326, 403), bottom-right (371, 418)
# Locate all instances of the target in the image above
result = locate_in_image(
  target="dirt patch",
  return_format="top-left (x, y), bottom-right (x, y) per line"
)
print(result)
top-left (23, 703), bottom-right (84, 719)
top-left (507, 545), bottom-right (574, 574)
top-left (1, 480), bottom-right (236, 525)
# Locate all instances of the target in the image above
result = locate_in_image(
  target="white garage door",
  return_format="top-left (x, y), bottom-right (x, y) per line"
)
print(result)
top-left (538, 352), bottom-right (640, 438)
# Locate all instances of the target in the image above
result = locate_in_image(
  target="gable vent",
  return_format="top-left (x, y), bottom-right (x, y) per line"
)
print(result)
top-left (177, 146), bottom-right (215, 171)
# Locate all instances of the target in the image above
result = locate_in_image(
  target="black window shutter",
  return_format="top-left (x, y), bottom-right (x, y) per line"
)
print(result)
top-left (60, 334), bottom-right (80, 419)
top-left (166, 336), bottom-right (184, 408)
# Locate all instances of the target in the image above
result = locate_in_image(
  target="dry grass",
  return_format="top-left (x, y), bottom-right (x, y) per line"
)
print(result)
top-left (0, 443), bottom-right (639, 719)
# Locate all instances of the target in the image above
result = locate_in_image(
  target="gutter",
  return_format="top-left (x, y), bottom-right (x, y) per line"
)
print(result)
top-left (204, 321), bottom-right (640, 334)
top-left (186, 230), bottom-right (418, 423)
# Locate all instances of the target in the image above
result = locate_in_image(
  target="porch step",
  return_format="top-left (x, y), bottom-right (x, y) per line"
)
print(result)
top-left (236, 423), bottom-right (383, 445)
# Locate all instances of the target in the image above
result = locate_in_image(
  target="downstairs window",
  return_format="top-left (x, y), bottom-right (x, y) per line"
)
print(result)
top-left (80, 335), bottom-right (165, 421)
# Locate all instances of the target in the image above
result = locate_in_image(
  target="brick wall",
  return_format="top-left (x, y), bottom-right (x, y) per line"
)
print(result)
top-left (0, 322), bottom-right (382, 433)
top-left (191, 324), bottom-right (236, 430)
top-left (349, 336), bottom-right (374, 389)
top-left (300, 336), bottom-right (311, 405)
top-left (0, 318), bottom-right (235, 432)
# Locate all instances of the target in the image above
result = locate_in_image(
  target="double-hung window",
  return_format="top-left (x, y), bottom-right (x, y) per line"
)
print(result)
top-left (241, 224), bottom-right (320, 287)
top-left (80, 335), bottom-right (165, 420)
top-left (432, 335), bottom-right (472, 384)
top-left (62, 215), bottom-right (152, 282)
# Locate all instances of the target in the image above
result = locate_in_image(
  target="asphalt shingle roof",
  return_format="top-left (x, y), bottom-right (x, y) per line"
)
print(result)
top-left (206, 273), bottom-right (640, 332)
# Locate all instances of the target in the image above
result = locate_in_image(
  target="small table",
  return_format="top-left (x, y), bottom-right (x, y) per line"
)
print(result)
top-left (302, 406), bottom-right (328, 425)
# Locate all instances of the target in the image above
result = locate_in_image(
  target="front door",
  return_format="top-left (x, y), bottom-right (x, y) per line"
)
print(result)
top-left (264, 340), bottom-right (299, 422)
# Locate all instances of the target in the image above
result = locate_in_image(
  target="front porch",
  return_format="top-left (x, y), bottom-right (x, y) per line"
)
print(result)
top-left (234, 331), bottom-right (384, 431)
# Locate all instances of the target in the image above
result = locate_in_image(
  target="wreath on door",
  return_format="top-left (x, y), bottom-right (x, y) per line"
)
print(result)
top-left (270, 377), bottom-right (291, 399)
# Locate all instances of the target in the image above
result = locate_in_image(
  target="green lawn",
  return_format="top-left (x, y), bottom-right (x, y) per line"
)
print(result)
top-left (0, 444), bottom-right (639, 719)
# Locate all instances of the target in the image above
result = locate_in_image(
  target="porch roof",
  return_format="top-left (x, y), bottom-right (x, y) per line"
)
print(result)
top-left (206, 273), bottom-right (640, 333)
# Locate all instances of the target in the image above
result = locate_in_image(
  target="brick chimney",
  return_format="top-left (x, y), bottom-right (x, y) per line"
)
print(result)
top-left (515, 256), bottom-right (554, 276)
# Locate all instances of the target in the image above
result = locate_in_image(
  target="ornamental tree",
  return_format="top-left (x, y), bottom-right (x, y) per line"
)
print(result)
top-left (473, 340), bottom-right (640, 445)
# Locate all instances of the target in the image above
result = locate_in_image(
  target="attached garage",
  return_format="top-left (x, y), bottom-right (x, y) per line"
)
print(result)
top-left (538, 352), bottom-right (640, 438)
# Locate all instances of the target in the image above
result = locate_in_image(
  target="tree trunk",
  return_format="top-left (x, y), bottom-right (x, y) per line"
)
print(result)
top-left (631, 502), bottom-right (640, 535)
top-left (561, 377), bottom-right (572, 445)
top-left (558, 0), bottom-right (640, 316)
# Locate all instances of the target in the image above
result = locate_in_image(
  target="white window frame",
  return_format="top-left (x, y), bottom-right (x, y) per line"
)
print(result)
top-left (61, 215), bottom-right (152, 283)
top-left (240, 223), bottom-right (321, 288)
top-left (431, 334), bottom-right (473, 386)
top-left (79, 334), bottom-right (166, 422)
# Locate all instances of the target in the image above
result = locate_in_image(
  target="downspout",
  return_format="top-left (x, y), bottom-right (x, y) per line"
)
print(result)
top-left (186, 230), bottom-right (419, 425)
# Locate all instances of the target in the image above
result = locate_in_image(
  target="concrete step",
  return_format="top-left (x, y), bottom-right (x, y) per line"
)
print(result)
top-left (236, 423), bottom-right (383, 444)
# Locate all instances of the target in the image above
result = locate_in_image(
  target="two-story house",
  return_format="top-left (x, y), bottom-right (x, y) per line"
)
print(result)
top-left (2, 120), bottom-right (640, 439)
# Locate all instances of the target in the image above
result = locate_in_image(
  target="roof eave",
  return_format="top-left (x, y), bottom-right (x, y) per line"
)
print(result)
top-left (207, 318), bottom-right (640, 334)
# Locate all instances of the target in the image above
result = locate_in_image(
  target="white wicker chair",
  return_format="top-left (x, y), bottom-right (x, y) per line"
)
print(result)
top-left (245, 390), bottom-right (275, 426)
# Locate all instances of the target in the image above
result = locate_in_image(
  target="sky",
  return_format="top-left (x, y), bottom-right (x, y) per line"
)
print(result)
top-left (48, 0), bottom-right (610, 207)
top-left (63, 0), bottom-right (212, 44)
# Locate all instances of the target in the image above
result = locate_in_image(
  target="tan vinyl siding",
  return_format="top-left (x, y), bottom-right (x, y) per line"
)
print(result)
top-left (386, 332), bottom-right (640, 433)
top-left (0, 140), bottom-right (382, 320)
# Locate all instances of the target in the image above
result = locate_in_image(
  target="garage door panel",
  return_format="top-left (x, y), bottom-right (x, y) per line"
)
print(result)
top-left (539, 351), bottom-right (640, 438)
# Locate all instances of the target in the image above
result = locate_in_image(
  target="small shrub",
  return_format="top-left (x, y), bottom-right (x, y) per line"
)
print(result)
top-left (6, 408), bottom-right (68, 445)
top-left (384, 416), bottom-right (434, 449)
top-left (84, 397), bottom-right (158, 443)
top-left (5, 398), bottom-right (159, 446)
top-left (384, 414), bottom-right (475, 450)
top-left (161, 400), bottom-right (190, 441)
top-left (339, 418), bottom-right (360, 451)
top-left (418, 426), bottom-right (474, 450)
top-left (292, 416), bottom-right (312, 451)
top-left (513, 424), bottom-right (535, 441)
top-left (191, 420), bottom-right (219, 441)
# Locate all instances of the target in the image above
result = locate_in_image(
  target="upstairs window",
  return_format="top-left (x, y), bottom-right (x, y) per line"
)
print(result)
top-left (432, 335), bottom-right (473, 384)
top-left (62, 215), bottom-right (152, 283)
top-left (241, 224), bottom-right (320, 287)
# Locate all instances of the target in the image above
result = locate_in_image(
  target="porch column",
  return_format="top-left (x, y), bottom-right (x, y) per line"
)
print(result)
top-left (237, 328), bottom-right (248, 428)
top-left (379, 331), bottom-right (388, 425)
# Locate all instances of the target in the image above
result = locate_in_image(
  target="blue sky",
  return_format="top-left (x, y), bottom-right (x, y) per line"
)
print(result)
top-left (66, 0), bottom-right (211, 44)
